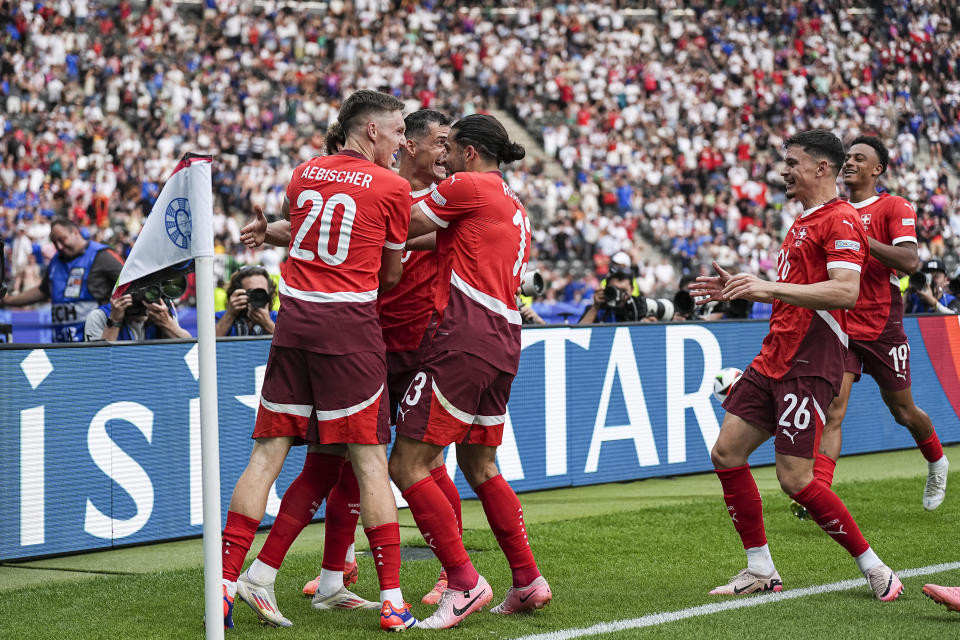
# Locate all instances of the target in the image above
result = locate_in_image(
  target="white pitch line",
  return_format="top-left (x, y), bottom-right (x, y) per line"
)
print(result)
top-left (512, 562), bottom-right (960, 640)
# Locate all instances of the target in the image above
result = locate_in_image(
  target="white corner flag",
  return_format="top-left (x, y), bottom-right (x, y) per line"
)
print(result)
top-left (113, 154), bottom-right (215, 296)
top-left (113, 153), bottom-right (224, 640)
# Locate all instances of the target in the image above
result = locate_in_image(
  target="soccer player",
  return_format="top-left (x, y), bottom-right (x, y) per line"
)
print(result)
top-left (221, 89), bottom-right (418, 632)
top-left (303, 109), bottom-right (462, 606)
top-left (389, 114), bottom-right (552, 629)
top-left (690, 129), bottom-right (903, 601)
top-left (239, 111), bottom-right (461, 609)
top-left (792, 136), bottom-right (948, 517)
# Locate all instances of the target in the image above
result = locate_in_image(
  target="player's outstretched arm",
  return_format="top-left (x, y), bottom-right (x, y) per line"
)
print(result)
top-left (688, 261), bottom-right (733, 304)
top-left (738, 267), bottom-right (860, 310)
top-left (867, 238), bottom-right (920, 275)
top-left (240, 205), bottom-right (292, 248)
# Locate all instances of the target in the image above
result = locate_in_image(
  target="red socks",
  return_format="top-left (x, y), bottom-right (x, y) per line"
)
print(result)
top-left (402, 475), bottom-right (477, 590)
top-left (222, 511), bottom-right (260, 581)
top-left (715, 465), bottom-right (766, 549)
top-left (322, 462), bottom-right (361, 572)
top-left (364, 522), bottom-right (402, 590)
top-left (475, 475), bottom-right (541, 587)
top-left (813, 453), bottom-right (836, 487)
top-left (257, 452), bottom-right (344, 569)
top-left (430, 465), bottom-right (463, 536)
top-left (792, 478), bottom-right (869, 557)
top-left (917, 432), bottom-right (944, 463)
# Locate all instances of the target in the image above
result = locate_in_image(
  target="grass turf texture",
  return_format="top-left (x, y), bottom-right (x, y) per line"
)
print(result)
top-left (2, 447), bottom-right (958, 639)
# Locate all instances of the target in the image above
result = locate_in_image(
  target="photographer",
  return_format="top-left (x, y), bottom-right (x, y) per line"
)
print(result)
top-left (905, 259), bottom-right (957, 314)
top-left (215, 266), bottom-right (278, 336)
top-left (84, 294), bottom-right (191, 341)
top-left (579, 266), bottom-right (642, 323)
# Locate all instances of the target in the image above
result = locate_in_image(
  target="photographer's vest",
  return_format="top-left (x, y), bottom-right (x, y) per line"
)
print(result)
top-left (49, 241), bottom-right (108, 343)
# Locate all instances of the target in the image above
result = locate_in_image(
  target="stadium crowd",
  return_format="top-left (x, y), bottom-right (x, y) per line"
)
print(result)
top-left (1, 0), bottom-right (959, 332)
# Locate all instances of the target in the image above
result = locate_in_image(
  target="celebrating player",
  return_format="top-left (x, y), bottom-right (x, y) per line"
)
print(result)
top-left (389, 114), bottom-right (552, 629)
top-left (221, 89), bottom-right (418, 632)
top-left (302, 109), bottom-right (462, 606)
top-left (238, 110), bottom-right (461, 611)
top-left (691, 129), bottom-right (903, 601)
top-left (791, 136), bottom-right (948, 519)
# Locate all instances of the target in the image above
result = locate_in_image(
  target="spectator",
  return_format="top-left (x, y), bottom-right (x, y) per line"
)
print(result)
top-left (215, 266), bottom-right (277, 336)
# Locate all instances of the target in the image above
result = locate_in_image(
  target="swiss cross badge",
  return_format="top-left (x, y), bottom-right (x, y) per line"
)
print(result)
top-left (793, 226), bottom-right (808, 247)
top-left (861, 213), bottom-right (871, 227)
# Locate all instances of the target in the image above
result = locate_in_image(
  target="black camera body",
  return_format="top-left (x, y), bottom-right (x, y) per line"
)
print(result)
top-left (246, 288), bottom-right (271, 309)
top-left (603, 284), bottom-right (631, 308)
top-left (909, 271), bottom-right (932, 292)
top-left (124, 263), bottom-right (192, 316)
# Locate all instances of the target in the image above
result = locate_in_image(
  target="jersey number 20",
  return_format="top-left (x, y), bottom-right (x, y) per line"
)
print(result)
top-left (291, 189), bottom-right (357, 266)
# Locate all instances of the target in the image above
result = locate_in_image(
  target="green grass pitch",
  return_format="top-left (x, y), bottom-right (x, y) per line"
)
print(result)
top-left (2, 446), bottom-right (958, 639)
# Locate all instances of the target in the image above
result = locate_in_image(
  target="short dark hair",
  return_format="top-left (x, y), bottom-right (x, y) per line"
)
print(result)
top-left (50, 217), bottom-right (80, 232)
top-left (847, 135), bottom-right (890, 174)
top-left (227, 266), bottom-right (276, 302)
top-left (783, 129), bottom-right (845, 174)
top-left (451, 114), bottom-right (526, 165)
top-left (323, 121), bottom-right (345, 154)
top-left (404, 109), bottom-right (453, 140)
top-left (337, 90), bottom-right (405, 137)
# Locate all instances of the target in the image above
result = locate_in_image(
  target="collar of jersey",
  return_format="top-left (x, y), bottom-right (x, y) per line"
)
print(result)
top-left (801, 196), bottom-right (840, 218)
top-left (848, 195), bottom-right (880, 209)
top-left (336, 150), bottom-right (366, 160)
top-left (410, 184), bottom-right (436, 198)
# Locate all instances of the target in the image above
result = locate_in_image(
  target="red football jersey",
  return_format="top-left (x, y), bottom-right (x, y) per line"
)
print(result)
top-left (274, 150), bottom-right (411, 355)
top-left (419, 171), bottom-right (532, 374)
top-left (845, 192), bottom-right (917, 340)
top-left (378, 185), bottom-right (439, 352)
top-left (751, 199), bottom-right (869, 388)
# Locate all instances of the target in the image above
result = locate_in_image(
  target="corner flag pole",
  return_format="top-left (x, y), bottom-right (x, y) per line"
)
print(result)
top-left (197, 252), bottom-right (224, 640)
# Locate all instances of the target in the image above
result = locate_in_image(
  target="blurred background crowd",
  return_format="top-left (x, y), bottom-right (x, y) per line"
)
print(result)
top-left (1, 0), bottom-right (958, 337)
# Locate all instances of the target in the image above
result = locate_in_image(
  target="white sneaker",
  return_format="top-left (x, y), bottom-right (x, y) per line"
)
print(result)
top-left (864, 564), bottom-right (903, 601)
top-left (236, 570), bottom-right (293, 627)
top-left (923, 456), bottom-right (949, 511)
top-left (709, 568), bottom-right (783, 596)
top-left (311, 585), bottom-right (380, 610)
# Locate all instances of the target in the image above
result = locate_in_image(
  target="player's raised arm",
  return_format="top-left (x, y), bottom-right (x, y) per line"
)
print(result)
top-left (241, 205), bottom-right (292, 248)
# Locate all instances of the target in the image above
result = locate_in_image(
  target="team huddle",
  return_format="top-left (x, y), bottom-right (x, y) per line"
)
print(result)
top-left (216, 92), bottom-right (950, 633)
top-left (219, 90), bottom-right (547, 632)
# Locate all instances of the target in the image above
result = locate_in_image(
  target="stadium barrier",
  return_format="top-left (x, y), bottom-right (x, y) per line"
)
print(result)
top-left (3, 317), bottom-right (959, 561)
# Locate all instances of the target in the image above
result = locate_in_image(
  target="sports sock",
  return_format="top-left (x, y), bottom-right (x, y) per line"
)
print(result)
top-left (917, 432), bottom-right (944, 463)
top-left (791, 478), bottom-right (869, 557)
top-left (402, 475), bottom-right (476, 590)
top-left (345, 543), bottom-right (356, 564)
top-left (745, 544), bottom-right (776, 577)
top-left (715, 465), bottom-right (766, 549)
top-left (316, 568), bottom-right (343, 596)
top-left (222, 511), bottom-right (260, 581)
top-left (854, 547), bottom-right (883, 574)
top-left (246, 558), bottom-right (277, 584)
top-left (813, 453), bottom-right (836, 487)
top-left (475, 474), bottom-right (541, 587)
top-left (380, 588), bottom-right (404, 610)
top-left (431, 465), bottom-right (463, 536)
top-left (257, 452), bottom-right (344, 569)
top-left (364, 522), bottom-right (402, 591)
top-left (322, 462), bottom-right (361, 573)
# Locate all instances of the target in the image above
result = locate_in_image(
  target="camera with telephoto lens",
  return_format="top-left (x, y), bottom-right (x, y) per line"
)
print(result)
top-left (125, 263), bottom-right (192, 316)
top-left (520, 270), bottom-right (545, 297)
top-left (636, 296), bottom-right (676, 321)
top-left (246, 288), bottom-right (271, 309)
top-left (908, 271), bottom-right (932, 292)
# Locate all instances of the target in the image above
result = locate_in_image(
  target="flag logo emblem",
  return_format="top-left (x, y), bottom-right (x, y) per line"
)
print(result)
top-left (165, 197), bottom-right (192, 249)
